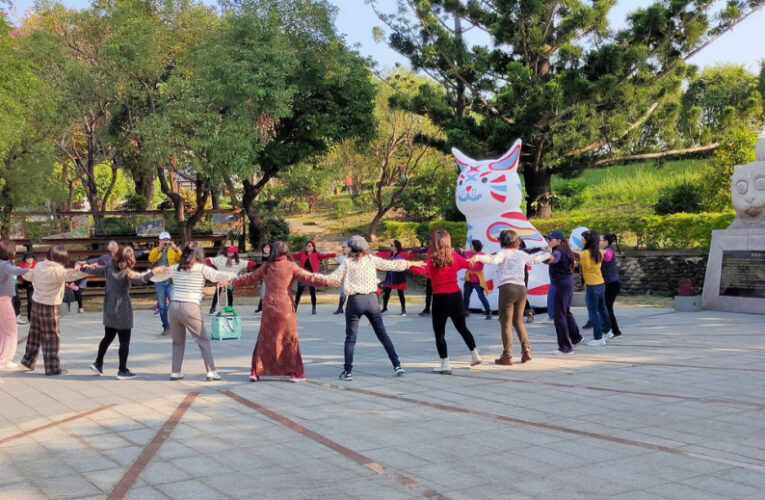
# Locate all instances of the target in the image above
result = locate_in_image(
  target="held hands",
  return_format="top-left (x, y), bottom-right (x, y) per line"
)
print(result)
top-left (408, 261), bottom-right (426, 268)
top-left (327, 279), bottom-right (341, 287)
top-left (153, 265), bottom-right (169, 274)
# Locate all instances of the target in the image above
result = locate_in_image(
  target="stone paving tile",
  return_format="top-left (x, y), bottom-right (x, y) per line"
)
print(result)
top-left (3, 305), bottom-right (765, 498)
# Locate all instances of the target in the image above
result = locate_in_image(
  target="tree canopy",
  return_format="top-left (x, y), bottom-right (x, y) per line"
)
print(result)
top-left (372, 0), bottom-right (765, 217)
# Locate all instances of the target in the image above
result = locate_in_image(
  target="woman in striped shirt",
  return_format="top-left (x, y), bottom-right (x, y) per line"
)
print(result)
top-left (167, 243), bottom-right (236, 381)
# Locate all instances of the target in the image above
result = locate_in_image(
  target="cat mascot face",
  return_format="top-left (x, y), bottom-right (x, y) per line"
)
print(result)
top-left (729, 142), bottom-right (765, 228)
top-left (452, 139), bottom-right (550, 308)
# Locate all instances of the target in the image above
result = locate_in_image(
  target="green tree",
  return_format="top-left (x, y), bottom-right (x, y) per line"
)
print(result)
top-left (0, 15), bottom-right (62, 236)
top-left (372, 0), bottom-right (764, 217)
top-left (362, 71), bottom-right (445, 239)
top-left (231, 0), bottom-right (377, 246)
top-left (680, 65), bottom-right (764, 145)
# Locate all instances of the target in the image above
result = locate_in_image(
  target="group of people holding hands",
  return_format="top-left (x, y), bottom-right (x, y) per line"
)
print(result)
top-left (0, 226), bottom-right (622, 383)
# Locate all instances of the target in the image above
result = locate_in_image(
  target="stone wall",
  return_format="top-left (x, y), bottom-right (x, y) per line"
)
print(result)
top-left (612, 249), bottom-right (708, 295)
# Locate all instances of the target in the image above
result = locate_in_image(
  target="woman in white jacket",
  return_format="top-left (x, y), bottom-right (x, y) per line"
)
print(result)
top-left (471, 230), bottom-right (550, 366)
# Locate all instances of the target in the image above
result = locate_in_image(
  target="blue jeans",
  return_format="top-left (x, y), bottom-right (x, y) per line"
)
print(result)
top-left (584, 283), bottom-right (611, 340)
top-left (547, 282), bottom-right (556, 319)
top-left (154, 280), bottom-right (173, 330)
top-left (463, 281), bottom-right (490, 314)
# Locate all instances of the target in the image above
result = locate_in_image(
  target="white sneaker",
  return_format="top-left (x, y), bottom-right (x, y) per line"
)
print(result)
top-left (78, 308), bottom-right (85, 313)
top-left (16, 315), bottom-right (28, 325)
top-left (432, 358), bottom-right (452, 374)
top-left (551, 349), bottom-right (573, 355)
top-left (586, 338), bottom-right (606, 347)
top-left (604, 332), bottom-right (614, 340)
top-left (538, 318), bottom-right (554, 324)
top-left (470, 349), bottom-right (482, 366)
top-left (169, 373), bottom-right (184, 380)
top-left (2, 361), bottom-right (19, 368)
top-left (206, 371), bottom-right (221, 381)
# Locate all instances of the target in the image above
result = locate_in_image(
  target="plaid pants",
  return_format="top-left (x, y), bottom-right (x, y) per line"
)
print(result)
top-left (21, 302), bottom-right (60, 374)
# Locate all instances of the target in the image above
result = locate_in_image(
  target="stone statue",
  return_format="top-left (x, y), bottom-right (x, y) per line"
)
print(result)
top-left (728, 143), bottom-right (765, 228)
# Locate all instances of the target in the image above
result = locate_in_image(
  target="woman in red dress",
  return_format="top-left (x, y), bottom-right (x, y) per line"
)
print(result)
top-left (231, 241), bottom-right (338, 382)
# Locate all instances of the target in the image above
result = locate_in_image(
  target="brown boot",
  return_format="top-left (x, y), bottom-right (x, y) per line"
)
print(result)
top-left (494, 353), bottom-right (512, 365)
top-left (521, 349), bottom-right (532, 363)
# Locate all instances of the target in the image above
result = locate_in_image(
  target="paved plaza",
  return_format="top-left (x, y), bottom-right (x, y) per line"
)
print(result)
top-left (1, 302), bottom-right (764, 499)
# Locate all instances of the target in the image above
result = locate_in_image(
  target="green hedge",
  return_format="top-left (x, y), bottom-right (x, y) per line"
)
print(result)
top-left (382, 221), bottom-right (467, 248)
top-left (383, 212), bottom-right (734, 250)
top-left (530, 212), bottom-right (734, 249)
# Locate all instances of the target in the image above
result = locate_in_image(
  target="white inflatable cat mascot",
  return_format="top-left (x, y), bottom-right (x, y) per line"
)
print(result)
top-left (453, 139), bottom-right (550, 309)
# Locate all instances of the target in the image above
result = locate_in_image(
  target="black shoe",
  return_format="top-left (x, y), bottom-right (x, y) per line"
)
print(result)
top-left (116, 369), bottom-right (136, 380)
top-left (312, 306), bottom-right (317, 315)
top-left (46, 369), bottom-right (68, 376)
top-left (464, 311), bottom-right (471, 317)
top-left (339, 370), bottom-right (353, 381)
top-left (418, 310), bottom-right (430, 317)
top-left (254, 308), bottom-right (262, 314)
top-left (612, 332), bottom-right (622, 337)
top-left (333, 309), bottom-right (343, 315)
top-left (485, 313), bottom-right (492, 320)
top-left (583, 321), bottom-right (593, 329)
top-left (381, 308), bottom-right (388, 314)
top-left (89, 363), bottom-right (103, 376)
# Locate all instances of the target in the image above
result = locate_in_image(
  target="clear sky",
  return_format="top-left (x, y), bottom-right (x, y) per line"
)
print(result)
top-left (6, 0), bottom-right (765, 72)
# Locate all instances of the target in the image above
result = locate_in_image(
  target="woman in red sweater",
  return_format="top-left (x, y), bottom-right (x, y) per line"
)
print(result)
top-left (292, 240), bottom-right (335, 314)
top-left (413, 231), bottom-right (482, 373)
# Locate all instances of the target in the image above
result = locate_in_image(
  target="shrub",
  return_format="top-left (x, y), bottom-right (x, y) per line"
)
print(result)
top-left (552, 180), bottom-right (587, 211)
top-left (94, 217), bottom-right (133, 236)
top-left (653, 182), bottom-right (703, 215)
top-left (331, 198), bottom-right (354, 219)
top-left (123, 193), bottom-right (147, 212)
top-left (261, 215), bottom-right (290, 243)
top-left (383, 220), bottom-right (467, 248)
top-left (288, 233), bottom-right (309, 251)
top-left (530, 212), bottom-right (734, 249)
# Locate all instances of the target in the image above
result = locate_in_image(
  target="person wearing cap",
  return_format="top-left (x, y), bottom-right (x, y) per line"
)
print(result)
top-left (292, 240), bottom-right (336, 315)
top-left (323, 235), bottom-right (424, 381)
top-left (148, 232), bottom-right (181, 335)
top-left (543, 230), bottom-right (584, 354)
top-left (206, 246), bottom-right (256, 315)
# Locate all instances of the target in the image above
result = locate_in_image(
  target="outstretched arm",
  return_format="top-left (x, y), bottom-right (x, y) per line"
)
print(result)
top-left (231, 265), bottom-right (266, 288)
top-left (292, 263), bottom-right (335, 288)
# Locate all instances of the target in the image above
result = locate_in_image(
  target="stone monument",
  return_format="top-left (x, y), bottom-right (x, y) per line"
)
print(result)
top-left (702, 138), bottom-right (765, 313)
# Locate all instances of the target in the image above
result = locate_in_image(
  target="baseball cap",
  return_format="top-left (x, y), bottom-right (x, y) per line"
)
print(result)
top-left (159, 231), bottom-right (171, 240)
top-left (226, 246), bottom-right (238, 254)
top-left (544, 230), bottom-right (565, 240)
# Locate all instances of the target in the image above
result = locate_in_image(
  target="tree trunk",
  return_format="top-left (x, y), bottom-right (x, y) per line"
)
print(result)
top-left (523, 166), bottom-right (553, 219)
top-left (368, 210), bottom-right (385, 241)
top-left (242, 179), bottom-right (264, 249)
top-left (133, 167), bottom-right (155, 209)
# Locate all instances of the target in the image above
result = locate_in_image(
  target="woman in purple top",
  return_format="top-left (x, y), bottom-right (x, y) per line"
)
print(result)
top-left (543, 230), bottom-right (583, 354)
top-left (600, 233), bottom-right (622, 337)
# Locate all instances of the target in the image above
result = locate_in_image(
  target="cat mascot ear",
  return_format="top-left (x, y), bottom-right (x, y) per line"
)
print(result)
top-left (451, 148), bottom-right (476, 172)
top-left (488, 139), bottom-right (522, 171)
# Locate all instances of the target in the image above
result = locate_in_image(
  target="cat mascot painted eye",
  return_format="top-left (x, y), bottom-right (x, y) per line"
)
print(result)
top-left (453, 138), bottom-right (550, 309)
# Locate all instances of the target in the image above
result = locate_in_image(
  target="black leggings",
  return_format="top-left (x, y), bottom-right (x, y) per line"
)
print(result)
top-left (96, 327), bottom-right (131, 372)
top-left (423, 279), bottom-right (432, 312)
top-left (605, 281), bottom-right (622, 335)
top-left (431, 291), bottom-right (477, 358)
top-left (295, 284), bottom-right (316, 310)
top-left (382, 287), bottom-right (406, 312)
top-left (210, 288), bottom-right (234, 311)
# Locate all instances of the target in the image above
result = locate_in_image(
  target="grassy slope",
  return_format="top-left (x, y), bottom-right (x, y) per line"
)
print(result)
top-left (549, 159), bottom-right (707, 217)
